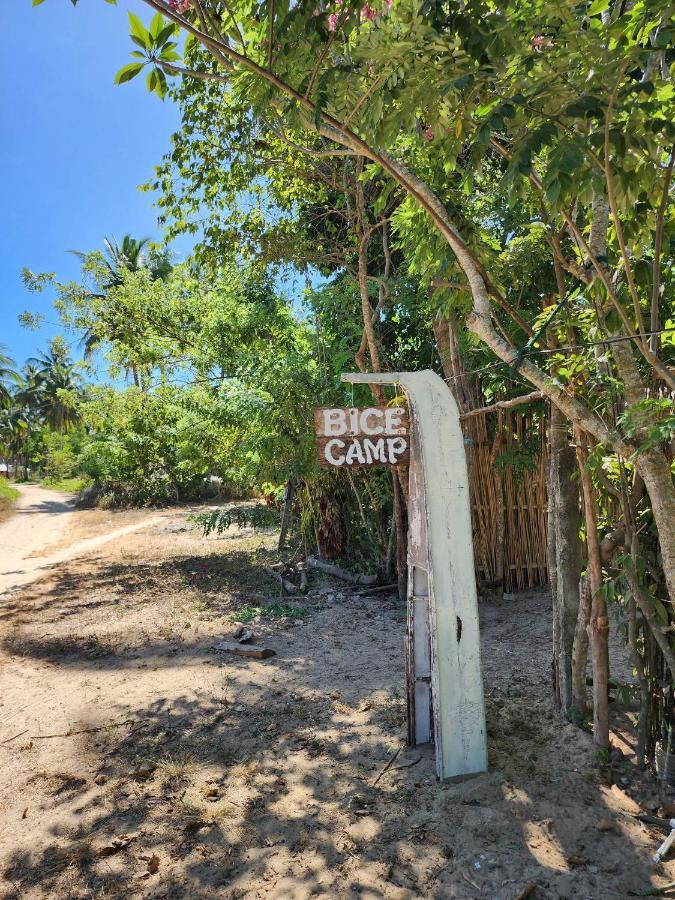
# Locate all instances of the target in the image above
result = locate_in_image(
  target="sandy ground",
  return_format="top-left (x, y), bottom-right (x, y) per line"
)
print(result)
top-left (0, 485), bottom-right (167, 598)
top-left (0, 506), bottom-right (673, 899)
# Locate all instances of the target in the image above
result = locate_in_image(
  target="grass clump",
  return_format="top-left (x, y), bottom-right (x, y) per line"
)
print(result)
top-left (0, 480), bottom-right (19, 519)
top-left (156, 753), bottom-right (200, 791)
top-left (231, 603), bottom-right (307, 623)
top-left (43, 475), bottom-right (89, 493)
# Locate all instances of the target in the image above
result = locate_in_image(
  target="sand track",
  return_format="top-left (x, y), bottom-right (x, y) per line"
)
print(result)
top-left (0, 485), bottom-right (163, 598)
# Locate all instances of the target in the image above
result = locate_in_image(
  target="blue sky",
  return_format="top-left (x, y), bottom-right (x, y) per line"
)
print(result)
top-left (1, 0), bottom-right (192, 373)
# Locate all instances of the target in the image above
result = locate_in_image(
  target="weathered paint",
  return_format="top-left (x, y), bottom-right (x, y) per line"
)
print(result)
top-left (341, 370), bottom-right (487, 780)
top-left (314, 406), bottom-right (410, 468)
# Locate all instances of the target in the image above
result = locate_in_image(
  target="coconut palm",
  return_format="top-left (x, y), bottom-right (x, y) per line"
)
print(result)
top-left (28, 343), bottom-right (83, 433)
top-left (0, 346), bottom-right (21, 408)
top-left (76, 235), bottom-right (173, 367)
top-left (101, 235), bottom-right (172, 287)
top-left (0, 400), bottom-right (27, 475)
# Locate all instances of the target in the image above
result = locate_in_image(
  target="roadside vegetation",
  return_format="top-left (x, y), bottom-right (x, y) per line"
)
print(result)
top-left (4, 0), bottom-right (672, 809)
top-left (0, 478), bottom-right (19, 521)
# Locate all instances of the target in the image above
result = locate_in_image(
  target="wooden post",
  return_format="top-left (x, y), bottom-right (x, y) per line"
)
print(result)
top-left (392, 471), bottom-right (406, 603)
top-left (342, 370), bottom-right (487, 780)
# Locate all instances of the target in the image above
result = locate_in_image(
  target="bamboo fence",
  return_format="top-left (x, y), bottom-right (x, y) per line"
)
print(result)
top-left (463, 405), bottom-right (549, 592)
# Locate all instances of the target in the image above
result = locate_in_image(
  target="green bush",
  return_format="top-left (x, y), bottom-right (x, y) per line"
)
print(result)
top-left (0, 479), bottom-right (19, 516)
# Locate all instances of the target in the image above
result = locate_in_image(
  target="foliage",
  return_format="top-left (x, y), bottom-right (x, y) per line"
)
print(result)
top-left (42, 430), bottom-right (78, 484)
top-left (76, 385), bottom-right (211, 505)
top-left (618, 398), bottom-right (675, 455)
top-left (190, 504), bottom-right (280, 536)
top-left (0, 339), bottom-right (84, 483)
top-left (231, 603), bottom-right (307, 623)
top-left (29, 0), bottom-right (675, 760)
top-left (0, 479), bottom-right (20, 515)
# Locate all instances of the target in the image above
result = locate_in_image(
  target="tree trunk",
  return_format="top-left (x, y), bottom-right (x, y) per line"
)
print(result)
top-left (432, 313), bottom-right (478, 413)
top-left (610, 337), bottom-right (675, 606)
top-left (627, 591), bottom-right (650, 766)
top-left (548, 405), bottom-right (582, 716)
top-left (278, 478), bottom-right (295, 551)
top-left (634, 450), bottom-right (675, 609)
top-left (384, 509), bottom-right (396, 582)
top-left (575, 427), bottom-right (610, 749)
top-left (572, 575), bottom-right (592, 715)
top-left (432, 315), bottom-right (454, 383)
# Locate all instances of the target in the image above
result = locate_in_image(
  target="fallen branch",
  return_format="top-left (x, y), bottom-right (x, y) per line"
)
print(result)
top-left (30, 719), bottom-right (137, 740)
top-left (1, 729), bottom-right (28, 745)
top-left (213, 641), bottom-right (276, 659)
top-left (354, 583), bottom-right (398, 596)
top-left (307, 556), bottom-right (378, 586)
top-left (636, 814), bottom-right (674, 832)
top-left (267, 568), bottom-right (298, 594)
top-left (628, 881), bottom-right (675, 897)
top-left (390, 756), bottom-right (423, 773)
top-left (372, 742), bottom-right (403, 786)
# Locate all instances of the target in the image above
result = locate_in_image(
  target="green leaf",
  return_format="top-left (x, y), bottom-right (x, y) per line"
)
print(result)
top-left (128, 11), bottom-right (149, 49)
top-left (159, 49), bottom-right (181, 63)
top-left (546, 179), bottom-right (561, 203)
top-left (130, 35), bottom-right (149, 51)
top-left (654, 598), bottom-right (669, 627)
top-left (149, 12), bottom-right (164, 41)
top-left (32, 0), bottom-right (47, 6)
top-left (147, 69), bottom-right (159, 94)
top-left (314, 71), bottom-right (330, 131)
top-left (587, 0), bottom-right (610, 13)
top-left (155, 68), bottom-right (168, 99)
top-left (452, 74), bottom-right (474, 90)
top-left (114, 62), bottom-right (145, 85)
top-left (155, 23), bottom-right (178, 48)
top-left (476, 124), bottom-right (491, 146)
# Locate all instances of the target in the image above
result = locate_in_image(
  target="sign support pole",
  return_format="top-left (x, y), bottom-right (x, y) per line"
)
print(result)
top-left (341, 370), bottom-right (487, 780)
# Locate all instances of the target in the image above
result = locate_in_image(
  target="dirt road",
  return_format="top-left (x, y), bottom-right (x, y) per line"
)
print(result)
top-left (0, 484), bottom-right (164, 598)
top-left (0, 509), bottom-right (672, 899)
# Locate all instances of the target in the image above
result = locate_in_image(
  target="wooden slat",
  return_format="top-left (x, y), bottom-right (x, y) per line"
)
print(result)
top-left (315, 434), bottom-right (410, 468)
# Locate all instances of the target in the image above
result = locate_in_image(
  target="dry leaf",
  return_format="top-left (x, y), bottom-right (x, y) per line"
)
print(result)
top-left (137, 852), bottom-right (161, 879)
top-left (97, 834), bottom-right (137, 858)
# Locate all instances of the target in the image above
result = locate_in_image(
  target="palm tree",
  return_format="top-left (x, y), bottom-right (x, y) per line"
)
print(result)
top-left (101, 235), bottom-right (171, 286)
top-left (0, 346), bottom-right (21, 409)
top-left (0, 400), bottom-right (26, 477)
top-left (28, 343), bottom-right (83, 434)
top-left (14, 364), bottom-right (45, 479)
top-left (76, 235), bottom-right (173, 376)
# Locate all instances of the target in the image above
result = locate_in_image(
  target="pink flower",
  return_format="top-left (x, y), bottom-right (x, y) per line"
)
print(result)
top-left (168, 0), bottom-right (191, 12)
top-left (423, 127), bottom-right (435, 141)
top-left (362, 3), bottom-right (377, 20)
top-left (531, 34), bottom-right (553, 51)
top-left (328, 12), bottom-right (338, 31)
top-left (385, 0), bottom-right (393, 7)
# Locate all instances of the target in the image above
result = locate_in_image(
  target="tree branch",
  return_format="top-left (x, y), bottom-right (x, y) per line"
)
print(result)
top-left (267, 0), bottom-right (275, 70)
top-left (460, 391), bottom-right (543, 419)
top-left (650, 147), bottom-right (674, 354)
top-left (140, 0), bottom-right (638, 454)
top-left (604, 77), bottom-right (648, 342)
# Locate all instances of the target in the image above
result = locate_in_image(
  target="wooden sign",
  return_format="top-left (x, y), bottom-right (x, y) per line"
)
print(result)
top-left (314, 406), bottom-right (410, 468)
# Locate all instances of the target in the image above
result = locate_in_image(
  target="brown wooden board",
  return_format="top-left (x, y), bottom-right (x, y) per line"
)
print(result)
top-left (314, 406), bottom-right (410, 468)
top-left (314, 406), bottom-right (409, 438)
